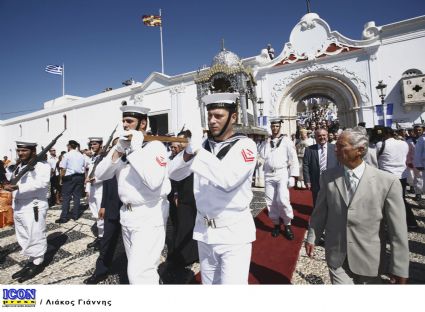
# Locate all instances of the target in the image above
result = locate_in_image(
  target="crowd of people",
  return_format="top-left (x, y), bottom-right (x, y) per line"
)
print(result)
top-left (0, 96), bottom-right (421, 285)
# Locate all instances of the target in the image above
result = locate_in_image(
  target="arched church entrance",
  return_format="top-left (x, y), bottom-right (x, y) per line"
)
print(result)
top-left (277, 73), bottom-right (361, 135)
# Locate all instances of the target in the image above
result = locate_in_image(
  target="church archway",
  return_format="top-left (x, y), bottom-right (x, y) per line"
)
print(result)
top-left (277, 72), bottom-right (361, 134)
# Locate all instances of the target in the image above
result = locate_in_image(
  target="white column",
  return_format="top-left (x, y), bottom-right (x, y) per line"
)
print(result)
top-left (169, 84), bottom-right (186, 134)
top-left (170, 88), bottom-right (178, 134)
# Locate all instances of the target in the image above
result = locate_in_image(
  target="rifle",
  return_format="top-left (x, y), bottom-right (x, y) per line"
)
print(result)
top-left (144, 135), bottom-right (188, 143)
top-left (88, 125), bottom-right (118, 181)
top-left (10, 130), bottom-right (65, 185)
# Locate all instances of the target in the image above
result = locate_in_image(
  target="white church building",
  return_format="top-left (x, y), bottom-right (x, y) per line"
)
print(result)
top-left (1, 12), bottom-right (425, 159)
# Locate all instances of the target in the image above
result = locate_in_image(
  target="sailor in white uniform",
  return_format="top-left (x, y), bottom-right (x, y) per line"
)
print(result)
top-left (3, 141), bottom-right (51, 283)
top-left (259, 118), bottom-right (299, 240)
top-left (85, 137), bottom-right (105, 250)
top-left (95, 101), bottom-right (170, 284)
top-left (169, 92), bottom-right (257, 284)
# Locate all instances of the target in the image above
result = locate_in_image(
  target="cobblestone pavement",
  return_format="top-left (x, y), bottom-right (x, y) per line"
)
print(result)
top-left (1, 189), bottom-right (423, 285)
top-left (0, 190), bottom-right (266, 285)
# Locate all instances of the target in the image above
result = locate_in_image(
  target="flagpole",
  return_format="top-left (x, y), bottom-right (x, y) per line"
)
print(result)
top-left (159, 8), bottom-right (164, 74)
top-left (62, 63), bottom-right (65, 96)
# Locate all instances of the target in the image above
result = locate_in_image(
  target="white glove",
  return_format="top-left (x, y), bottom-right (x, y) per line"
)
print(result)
top-left (185, 127), bottom-right (204, 155)
top-left (115, 132), bottom-right (131, 153)
top-left (287, 177), bottom-right (295, 188)
top-left (129, 129), bottom-right (144, 151)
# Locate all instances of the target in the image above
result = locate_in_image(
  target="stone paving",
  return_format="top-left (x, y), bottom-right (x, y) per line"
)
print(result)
top-left (1, 188), bottom-right (424, 285)
top-left (0, 190), bottom-right (266, 285)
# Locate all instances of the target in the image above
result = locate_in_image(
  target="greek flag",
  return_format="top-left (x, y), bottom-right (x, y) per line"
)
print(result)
top-left (45, 65), bottom-right (63, 75)
top-left (258, 116), bottom-right (267, 127)
top-left (386, 103), bottom-right (393, 127)
top-left (376, 103), bottom-right (394, 127)
top-left (376, 105), bottom-right (384, 126)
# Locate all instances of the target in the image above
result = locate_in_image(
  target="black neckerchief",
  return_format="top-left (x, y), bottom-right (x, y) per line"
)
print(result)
top-left (204, 133), bottom-right (246, 160)
top-left (91, 154), bottom-right (100, 163)
top-left (270, 135), bottom-right (284, 149)
top-left (13, 163), bottom-right (23, 178)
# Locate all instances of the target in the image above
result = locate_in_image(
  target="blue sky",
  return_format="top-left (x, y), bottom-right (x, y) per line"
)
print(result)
top-left (0, 0), bottom-right (424, 119)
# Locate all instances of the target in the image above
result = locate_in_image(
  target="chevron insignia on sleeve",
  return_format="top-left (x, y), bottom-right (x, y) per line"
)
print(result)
top-left (156, 156), bottom-right (167, 167)
top-left (241, 149), bottom-right (255, 162)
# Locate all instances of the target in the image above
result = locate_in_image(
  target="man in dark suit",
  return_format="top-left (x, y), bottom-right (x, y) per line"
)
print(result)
top-left (84, 175), bottom-right (124, 284)
top-left (166, 131), bottom-right (198, 269)
top-left (303, 128), bottom-right (339, 207)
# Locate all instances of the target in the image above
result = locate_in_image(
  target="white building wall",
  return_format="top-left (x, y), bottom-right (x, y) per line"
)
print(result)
top-left (375, 32), bottom-right (425, 124)
top-left (178, 83), bottom-right (201, 132)
top-left (1, 15), bottom-right (425, 158)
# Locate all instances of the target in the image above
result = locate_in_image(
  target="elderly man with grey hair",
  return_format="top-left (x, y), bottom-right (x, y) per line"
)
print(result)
top-left (305, 127), bottom-right (409, 284)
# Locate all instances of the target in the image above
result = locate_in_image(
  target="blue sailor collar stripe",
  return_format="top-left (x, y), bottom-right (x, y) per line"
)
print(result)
top-left (270, 135), bottom-right (284, 148)
top-left (203, 133), bottom-right (247, 160)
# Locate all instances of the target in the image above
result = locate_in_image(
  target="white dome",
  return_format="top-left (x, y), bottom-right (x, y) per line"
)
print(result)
top-left (211, 49), bottom-right (241, 68)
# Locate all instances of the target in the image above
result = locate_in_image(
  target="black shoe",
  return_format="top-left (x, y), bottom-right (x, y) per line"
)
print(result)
top-left (271, 225), bottom-right (281, 237)
top-left (283, 225), bottom-right (295, 240)
top-left (55, 218), bottom-right (68, 224)
top-left (11, 262), bottom-right (32, 279)
top-left (83, 273), bottom-right (107, 284)
top-left (17, 263), bottom-right (44, 283)
top-left (415, 194), bottom-right (422, 201)
top-left (87, 238), bottom-right (101, 250)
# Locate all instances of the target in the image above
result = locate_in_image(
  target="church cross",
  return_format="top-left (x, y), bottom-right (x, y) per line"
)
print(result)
top-left (413, 84), bottom-right (423, 92)
top-left (306, 0), bottom-right (311, 13)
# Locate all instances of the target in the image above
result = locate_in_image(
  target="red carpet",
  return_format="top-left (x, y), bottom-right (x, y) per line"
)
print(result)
top-left (192, 188), bottom-right (314, 284)
top-left (249, 188), bottom-right (313, 284)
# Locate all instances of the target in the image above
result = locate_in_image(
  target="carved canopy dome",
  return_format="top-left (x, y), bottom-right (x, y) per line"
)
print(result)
top-left (211, 49), bottom-right (242, 68)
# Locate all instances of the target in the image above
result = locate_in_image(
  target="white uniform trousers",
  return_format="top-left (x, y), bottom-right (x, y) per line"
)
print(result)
top-left (87, 183), bottom-right (104, 237)
top-left (120, 201), bottom-right (167, 284)
top-left (13, 200), bottom-right (48, 265)
top-left (198, 241), bottom-right (252, 284)
top-left (407, 168), bottom-right (423, 194)
top-left (264, 170), bottom-right (293, 225)
top-left (254, 162), bottom-right (265, 187)
top-left (413, 169), bottom-right (423, 195)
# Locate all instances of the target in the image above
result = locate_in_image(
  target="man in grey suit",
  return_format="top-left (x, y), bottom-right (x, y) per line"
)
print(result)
top-left (303, 128), bottom-right (338, 207)
top-left (305, 128), bottom-right (409, 284)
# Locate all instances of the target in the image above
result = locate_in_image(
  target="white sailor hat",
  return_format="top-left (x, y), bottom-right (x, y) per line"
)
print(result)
top-left (201, 92), bottom-right (238, 110)
top-left (120, 100), bottom-right (150, 119)
top-left (15, 140), bottom-right (37, 149)
top-left (269, 116), bottom-right (284, 124)
top-left (88, 137), bottom-right (103, 143)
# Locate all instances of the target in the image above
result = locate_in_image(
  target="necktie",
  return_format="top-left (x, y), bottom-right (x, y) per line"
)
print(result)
top-left (319, 146), bottom-right (326, 174)
top-left (345, 170), bottom-right (358, 202)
